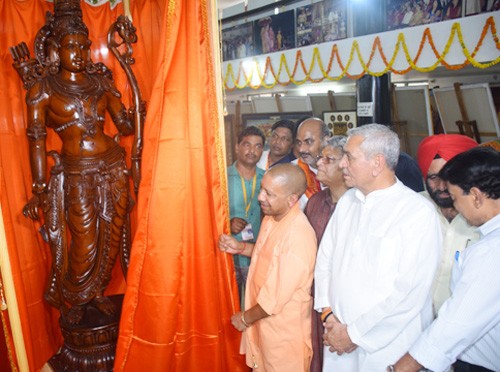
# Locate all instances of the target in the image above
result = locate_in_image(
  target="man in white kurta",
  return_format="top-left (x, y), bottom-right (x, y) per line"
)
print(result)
top-left (314, 124), bottom-right (442, 371)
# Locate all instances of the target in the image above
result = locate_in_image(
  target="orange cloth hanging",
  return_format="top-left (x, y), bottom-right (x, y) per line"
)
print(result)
top-left (114, 0), bottom-right (246, 369)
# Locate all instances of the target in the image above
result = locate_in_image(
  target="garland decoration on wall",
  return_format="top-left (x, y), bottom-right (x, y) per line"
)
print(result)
top-left (223, 15), bottom-right (500, 91)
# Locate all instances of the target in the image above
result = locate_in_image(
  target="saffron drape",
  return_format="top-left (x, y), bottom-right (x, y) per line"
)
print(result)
top-left (0, 0), bottom-right (246, 370)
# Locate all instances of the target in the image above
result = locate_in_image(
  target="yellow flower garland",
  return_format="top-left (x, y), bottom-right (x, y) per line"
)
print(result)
top-left (223, 16), bottom-right (500, 91)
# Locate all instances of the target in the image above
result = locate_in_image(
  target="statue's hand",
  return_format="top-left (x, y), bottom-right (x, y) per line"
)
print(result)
top-left (23, 194), bottom-right (43, 221)
top-left (139, 100), bottom-right (147, 119)
top-left (128, 101), bottom-right (147, 122)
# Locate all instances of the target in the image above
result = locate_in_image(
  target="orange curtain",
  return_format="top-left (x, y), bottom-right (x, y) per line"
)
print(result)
top-left (114, 0), bottom-right (247, 370)
top-left (0, 0), bottom-right (245, 370)
top-left (1, 1), bottom-right (67, 369)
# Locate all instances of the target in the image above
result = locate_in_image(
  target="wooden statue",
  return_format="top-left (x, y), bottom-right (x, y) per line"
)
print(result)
top-left (10, 0), bottom-right (145, 369)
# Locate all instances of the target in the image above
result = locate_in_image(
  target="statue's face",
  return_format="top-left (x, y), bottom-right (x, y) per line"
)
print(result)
top-left (59, 33), bottom-right (91, 73)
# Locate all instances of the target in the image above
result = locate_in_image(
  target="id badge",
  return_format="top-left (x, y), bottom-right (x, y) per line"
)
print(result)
top-left (241, 223), bottom-right (254, 241)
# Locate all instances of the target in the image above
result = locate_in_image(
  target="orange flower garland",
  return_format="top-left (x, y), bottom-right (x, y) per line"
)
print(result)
top-left (223, 16), bottom-right (500, 91)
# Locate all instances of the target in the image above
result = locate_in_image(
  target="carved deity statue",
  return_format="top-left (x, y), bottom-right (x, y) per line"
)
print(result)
top-left (11, 0), bottom-right (144, 325)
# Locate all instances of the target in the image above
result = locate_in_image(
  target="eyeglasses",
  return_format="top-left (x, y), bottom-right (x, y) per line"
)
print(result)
top-left (316, 155), bottom-right (342, 164)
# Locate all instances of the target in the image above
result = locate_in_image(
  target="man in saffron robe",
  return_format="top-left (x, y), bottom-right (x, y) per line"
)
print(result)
top-left (219, 163), bottom-right (317, 371)
top-left (293, 118), bottom-right (330, 209)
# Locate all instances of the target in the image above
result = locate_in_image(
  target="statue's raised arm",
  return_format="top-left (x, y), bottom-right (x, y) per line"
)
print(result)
top-left (108, 15), bottom-right (146, 195)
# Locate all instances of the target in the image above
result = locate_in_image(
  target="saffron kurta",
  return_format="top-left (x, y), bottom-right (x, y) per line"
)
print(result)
top-left (242, 203), bottom-right (317, 371)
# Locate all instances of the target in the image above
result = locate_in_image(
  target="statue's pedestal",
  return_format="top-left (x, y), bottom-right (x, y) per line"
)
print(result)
top-left (49, 294), bottom-right (123, 372)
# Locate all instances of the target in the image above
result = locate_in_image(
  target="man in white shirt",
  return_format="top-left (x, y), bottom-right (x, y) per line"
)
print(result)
top-left (293, 117), bottom-right (329, 209)
top-left (417, 134), bottom-right (479, 314)
top-left (315, 124), bottom-right (441, 371)
top-left (392, 147), bottom-right (500, 372)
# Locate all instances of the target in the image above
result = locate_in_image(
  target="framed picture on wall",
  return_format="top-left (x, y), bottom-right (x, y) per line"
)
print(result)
top-left (254, 10), bottom-right (296, 54)
top-left (296, 0), bottom-right (347, 47)
top-left (321, 0), bottom-right (348, 42)
top-left (222, 22), bottom-right (254, 61)
top-left (323, 111), bottom-right (357, 136)
top-left (465, 0), bottom-right (500, 16)
top-left (386, 0), bottom-right (463, 30)
top-left (242, 112), bottom-right (312, 149)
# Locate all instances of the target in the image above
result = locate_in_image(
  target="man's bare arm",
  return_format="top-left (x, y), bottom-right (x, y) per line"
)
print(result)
top-left (390, 353), bottom-right (424, 372)
top-left (231, 304), bottom-right (269, 332)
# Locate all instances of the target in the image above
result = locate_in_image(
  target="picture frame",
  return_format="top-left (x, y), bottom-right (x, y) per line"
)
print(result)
top-left (387, 0), bottom-right (463, 30)
top-left (242, 112), bottom-right (313, 149)
top-left (296, 0), bottom-right (347, 47)
top-left (254, 10), bottom-right (296, 54)
top-left (222, 22), bottom-right (254, 61)
top-left (322, 110), bottom-right (357, 136)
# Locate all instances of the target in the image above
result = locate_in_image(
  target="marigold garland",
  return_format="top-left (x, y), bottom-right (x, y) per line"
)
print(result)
top-left (223, 16), bottom-right (500, 91)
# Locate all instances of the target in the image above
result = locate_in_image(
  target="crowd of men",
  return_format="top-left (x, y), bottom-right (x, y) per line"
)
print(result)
top-left (218, 117), bottom-right (500, 372)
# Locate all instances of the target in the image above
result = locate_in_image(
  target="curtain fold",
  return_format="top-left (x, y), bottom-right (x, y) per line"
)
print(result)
top-left (114, 0), bottom-right (246, 370)
top-left (0, 0), bottom-right (244, 370)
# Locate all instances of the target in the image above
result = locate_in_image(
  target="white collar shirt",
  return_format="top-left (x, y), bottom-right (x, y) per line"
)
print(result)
top-left (409, 213), bottom-right (500, 372)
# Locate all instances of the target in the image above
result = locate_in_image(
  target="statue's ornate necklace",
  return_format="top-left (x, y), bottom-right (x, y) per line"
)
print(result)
top-left (49, 74), bottom-right (105, 146)
top-left (50, 73), bottom-right (103, 101)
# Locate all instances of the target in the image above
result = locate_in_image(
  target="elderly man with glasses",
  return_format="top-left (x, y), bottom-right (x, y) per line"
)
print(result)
top-left (304, 135), bottom-right (350, 372)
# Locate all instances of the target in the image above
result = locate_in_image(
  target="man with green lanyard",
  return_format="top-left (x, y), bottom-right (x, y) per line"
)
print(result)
top-left (227, 126), bottom-right (265, 307)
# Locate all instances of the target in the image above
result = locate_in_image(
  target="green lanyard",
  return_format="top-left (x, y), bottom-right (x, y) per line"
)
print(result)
top-left (240, 174), bottom-right (257, 218)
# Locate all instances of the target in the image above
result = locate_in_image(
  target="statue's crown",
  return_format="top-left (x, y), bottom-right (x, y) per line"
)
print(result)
top-left (50, 0), bottom-right (89, 44)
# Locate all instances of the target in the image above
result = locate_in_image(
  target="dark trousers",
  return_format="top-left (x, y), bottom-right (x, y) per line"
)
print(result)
top-left (453, 360), bottom-right (494, 372)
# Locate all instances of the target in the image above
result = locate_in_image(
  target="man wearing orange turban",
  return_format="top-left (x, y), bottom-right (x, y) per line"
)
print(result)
top-left (417, 134), bottom-right (479, 315)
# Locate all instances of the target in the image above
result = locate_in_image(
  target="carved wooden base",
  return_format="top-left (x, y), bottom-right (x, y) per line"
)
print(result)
top-left (49, 295), bottom-right (124, 372)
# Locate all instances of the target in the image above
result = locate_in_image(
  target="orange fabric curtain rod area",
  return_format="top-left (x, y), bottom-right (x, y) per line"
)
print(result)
top-left (0, 0), bottom-right (246, 370)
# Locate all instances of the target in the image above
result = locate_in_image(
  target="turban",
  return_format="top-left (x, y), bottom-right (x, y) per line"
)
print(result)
top-left (417, 134), bottom-right (478, 177)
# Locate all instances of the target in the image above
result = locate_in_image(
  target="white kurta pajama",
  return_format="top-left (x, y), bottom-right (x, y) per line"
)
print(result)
top-left (315, 180), bottom-right (442, 371)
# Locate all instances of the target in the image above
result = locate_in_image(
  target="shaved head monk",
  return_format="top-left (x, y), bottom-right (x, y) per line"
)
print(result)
top-left (219, 163), bottom-right (317, 371)
top-left (417, 134), bottom-right (479, 314)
